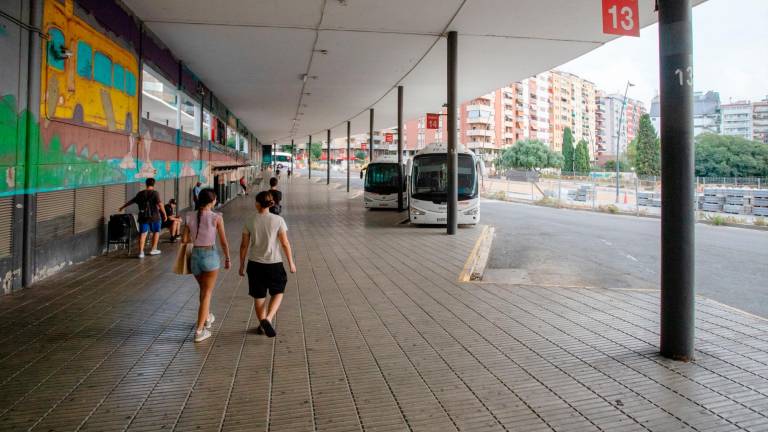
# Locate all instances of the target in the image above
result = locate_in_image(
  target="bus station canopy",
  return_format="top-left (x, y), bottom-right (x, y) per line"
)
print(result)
top-left (123, 0), bottom-right (705, 144)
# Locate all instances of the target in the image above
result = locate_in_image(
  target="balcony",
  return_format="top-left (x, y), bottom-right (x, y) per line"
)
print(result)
top-left (466, 129), bottom-right (495, 137)
top-left (503, 132), bottom-right (515, 139)
top-left (467, 104), bottom-right (493, 112)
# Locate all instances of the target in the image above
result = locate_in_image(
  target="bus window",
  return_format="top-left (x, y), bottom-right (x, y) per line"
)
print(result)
top-left (113, 63), bottom-right (125, 92)
top-left (76, 40), bottom-right (93, 79)
top-left (47, 28), bottom-right (65, 70)
top-left (125, 71), bottom-right (137, 96)
top-left (94, 52), bottom-right (112, 86)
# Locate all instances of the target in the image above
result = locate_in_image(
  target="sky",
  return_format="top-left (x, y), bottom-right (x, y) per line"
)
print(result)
top-left (559, 0), bottom-right (768, 109)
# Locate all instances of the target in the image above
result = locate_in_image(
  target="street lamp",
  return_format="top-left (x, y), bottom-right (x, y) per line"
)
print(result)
top-left (615, 81), bottom-right (635, 203)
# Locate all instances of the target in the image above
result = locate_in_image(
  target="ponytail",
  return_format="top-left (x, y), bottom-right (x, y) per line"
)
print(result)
top-left (195, 188), bottom-right (217, 240)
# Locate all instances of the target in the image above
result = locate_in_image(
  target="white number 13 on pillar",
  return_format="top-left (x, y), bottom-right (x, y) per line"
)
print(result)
top-left (602, 0), bottom-right (640, 37)
top-left (675, 67), bottom-right (694, 87)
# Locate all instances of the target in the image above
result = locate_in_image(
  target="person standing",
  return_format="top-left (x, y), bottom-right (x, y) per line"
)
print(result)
top-left (183, 189), bottom-right (231, 342)
top-left (239, 191), bottom-right (296, 337)
top-left (119, 177), bottom-right (167, 258)
top-left (192, 181), bottom-right (202, 210)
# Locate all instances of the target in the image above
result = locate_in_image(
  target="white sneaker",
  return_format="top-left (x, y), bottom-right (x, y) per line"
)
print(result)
top-left (138, 251), bottom-right (145, 258)
top-left (194, 329), bottom-right (211, 342)
top-left (149, 249), bottom-right (161, 256)
top-left (205, 313), bottom-right (215, 329)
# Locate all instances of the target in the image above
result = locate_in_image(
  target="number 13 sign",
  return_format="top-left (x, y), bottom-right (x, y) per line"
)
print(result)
top-left (602, 0), bottom-right (640, 37)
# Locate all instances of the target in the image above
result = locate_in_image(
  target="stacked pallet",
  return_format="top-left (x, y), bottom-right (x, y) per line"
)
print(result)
top-left (700, 188), bottom-right (726, 212)
top-left (754, 190), bottom-right (768, 217)
top-left (567, 185), bottom-right (592, 202)
top-left (638, 192), bottom-right (661, 207)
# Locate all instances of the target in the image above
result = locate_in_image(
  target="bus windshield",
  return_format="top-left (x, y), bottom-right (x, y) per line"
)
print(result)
top-left (365, 163), bottom-right (402, 195)
top-left (411, 154), bottom-right (477, 201)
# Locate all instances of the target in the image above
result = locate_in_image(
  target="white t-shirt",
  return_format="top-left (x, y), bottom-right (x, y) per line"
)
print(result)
top-left (243, 212), bottom-right (288, 264)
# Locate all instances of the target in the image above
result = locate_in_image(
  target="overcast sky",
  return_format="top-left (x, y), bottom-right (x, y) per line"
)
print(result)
top-left (559, 0), bottom-right (768, 108)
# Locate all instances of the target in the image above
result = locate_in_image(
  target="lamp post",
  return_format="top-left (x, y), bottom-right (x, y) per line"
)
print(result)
top-left (615, 82), bottom-right (635, 203)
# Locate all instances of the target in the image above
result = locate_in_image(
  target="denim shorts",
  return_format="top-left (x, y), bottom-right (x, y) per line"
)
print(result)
top-left (190, 248), bottom-right (221, 275)
top-left (139, 221), bottom-right (162, 233)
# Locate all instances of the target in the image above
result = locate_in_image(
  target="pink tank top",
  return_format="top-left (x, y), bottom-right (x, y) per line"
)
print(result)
top-left (185, 210), bottom-right (221, 246)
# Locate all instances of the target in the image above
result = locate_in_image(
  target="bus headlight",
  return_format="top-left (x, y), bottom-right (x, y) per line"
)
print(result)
top-left (463, 207), bottom-right (478, 216)
top-left (411, 207), bottom-right (426, 216)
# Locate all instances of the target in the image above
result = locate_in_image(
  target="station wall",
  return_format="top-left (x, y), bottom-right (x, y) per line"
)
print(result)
top-left (0, 0), bottom-right (261, 292)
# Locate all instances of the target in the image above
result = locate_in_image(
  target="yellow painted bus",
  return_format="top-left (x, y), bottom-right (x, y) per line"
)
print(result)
top-left (41, 0), bottom-right (139, 133)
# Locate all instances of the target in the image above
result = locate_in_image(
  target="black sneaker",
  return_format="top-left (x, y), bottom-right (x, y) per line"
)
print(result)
top-left (260, 319), bottom-right (276, 338)
top-left (255, 325), bottom-right (264, 335)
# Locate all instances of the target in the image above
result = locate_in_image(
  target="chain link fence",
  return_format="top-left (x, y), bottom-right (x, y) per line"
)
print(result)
top-left (481, 172), bottom-right (768, 225)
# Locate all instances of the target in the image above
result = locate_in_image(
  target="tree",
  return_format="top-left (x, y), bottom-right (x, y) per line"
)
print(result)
top-left (354, 150), bottom-right (367, 161)
top-left (625, 138), bottom-right (638, 169)
top-left (494, 139), bottom-right (563, 172)
top-left (310, 142), bottom-right (323, 160)
top-left (635, 114), bottom-right (660, 176)
top-left (561, 127), bottom-right (575, 173)
top-left (574, 140), bottom-right (591, 173)
top-left (695, 134), bottom-right (768, 177)
top-left (604, 160), bottom-right (629, 172)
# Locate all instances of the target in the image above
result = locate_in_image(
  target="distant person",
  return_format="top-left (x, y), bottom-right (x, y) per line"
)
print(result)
top-left (119, 178), bottom-right (167, 258)
top-left (163, 198), bottom-right (182, 242)
top-left (239, 176), bottom-right (248, 195)
top-left (192, 181), bottom-right (202, 209)
top-left (269, 177), bottom-right (282, 215)
top-left (183, 188), bottom-right (231, 342)
top-left (239, 191), bottom-right (296, 338)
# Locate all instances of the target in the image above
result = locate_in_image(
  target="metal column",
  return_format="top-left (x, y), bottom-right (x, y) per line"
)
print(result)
top-left (308, 136), bottom-right (312, 180)
top-left (290, 139), bottom-right (294, 177)
top-left (327, 129), bottom-right (331, 185)
top-left (659, 0), bottom-right (695, 361)
top-left (397, 86), bottom-right (404, 212)
top-left (369, 108), bottom-right (374, 162)
top-left (346, 121), bottom-right (351, 192)
top-left (446, 31), bottom-right (458, 234)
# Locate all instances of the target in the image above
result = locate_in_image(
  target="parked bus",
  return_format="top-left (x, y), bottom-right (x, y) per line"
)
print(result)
top-left (407, 143), bottom-right (483, 225)
top-left (363, 157), bottom-right (407, 209)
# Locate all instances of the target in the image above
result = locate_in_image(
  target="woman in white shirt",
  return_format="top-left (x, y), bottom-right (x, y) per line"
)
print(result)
top-left (238, 191), bottom-right (296, 337)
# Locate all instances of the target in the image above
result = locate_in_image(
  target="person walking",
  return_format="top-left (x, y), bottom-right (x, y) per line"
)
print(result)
top-left (268, 177), bottom-right (282, 215)
top-left (239, 176), bottom-right (248, 195)
top-left (119, 177), bottom-right (167, 258)
top-left (239, 191), bottom-right (296, 337)
top-left (183, 189), bottom-right (231, 342)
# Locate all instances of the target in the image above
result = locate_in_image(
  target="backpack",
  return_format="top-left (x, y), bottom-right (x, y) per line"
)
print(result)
top-left (138, 190), bottom-right (159, 220)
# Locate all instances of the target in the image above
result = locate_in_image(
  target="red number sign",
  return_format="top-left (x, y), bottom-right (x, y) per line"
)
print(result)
top-left (602, 0), bottom-right (639, 37)
top-left (426, 113), bottom-right (440, 129)
top-left (385, 133), bottom-right (393, 143)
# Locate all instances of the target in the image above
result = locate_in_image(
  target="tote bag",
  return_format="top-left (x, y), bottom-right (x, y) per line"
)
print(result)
top-left (173, 242), bottom-right (193, 275)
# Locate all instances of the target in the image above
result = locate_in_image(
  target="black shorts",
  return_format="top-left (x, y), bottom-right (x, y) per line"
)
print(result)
top-left (246, 261), bottom-right (287, 298)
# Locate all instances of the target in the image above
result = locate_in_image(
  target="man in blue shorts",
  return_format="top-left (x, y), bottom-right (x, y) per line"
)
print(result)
top-left (120, 178), bottom-right (167, 258)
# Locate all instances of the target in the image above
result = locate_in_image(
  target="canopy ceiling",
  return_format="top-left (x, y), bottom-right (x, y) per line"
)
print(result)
top-left (123, 0), bottom-right (705, 144)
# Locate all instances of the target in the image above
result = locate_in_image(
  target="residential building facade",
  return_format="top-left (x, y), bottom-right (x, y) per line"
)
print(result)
top-left (720, 101), bottom-right (754, 140)
top-left (650, 91), bottom-right (721, 137)
top-left (596, 93), bottom-right (646, 156)
top-left (754, 98), bottom-right (768, 144)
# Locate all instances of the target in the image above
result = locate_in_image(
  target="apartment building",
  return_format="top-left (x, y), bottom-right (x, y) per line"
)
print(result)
top-left (549, 71), bottom-right (597, 155)
top-left (650, 91), bottom-right (721, 137)
top-left (596, 93), bottom-right (646, 156)
top-left (754, 98), bottom-right (768, 144)
top-left (720, 101), bottom-right (754, 140)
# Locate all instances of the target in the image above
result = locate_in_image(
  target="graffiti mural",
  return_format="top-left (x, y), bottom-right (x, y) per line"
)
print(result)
top-left (41, 0), bottom-right (139, 133)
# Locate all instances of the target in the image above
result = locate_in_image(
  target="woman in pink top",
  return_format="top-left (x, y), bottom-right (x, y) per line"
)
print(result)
top-left (182, 188), bottom-right (231, 342)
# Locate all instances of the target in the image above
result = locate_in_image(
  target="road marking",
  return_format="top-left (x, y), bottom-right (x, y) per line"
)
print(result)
top-left (600, 239), bottom-right (613, 246)
top-left (348, 191), bottom-right (362, 199)
top-left (459, 225), bottom-right (492, 283)
top-left (626, 254), bottom-right (638, 262)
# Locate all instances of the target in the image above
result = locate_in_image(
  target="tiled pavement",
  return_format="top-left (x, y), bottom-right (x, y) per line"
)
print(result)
top-left (1, 179), bottom-right (768, 432)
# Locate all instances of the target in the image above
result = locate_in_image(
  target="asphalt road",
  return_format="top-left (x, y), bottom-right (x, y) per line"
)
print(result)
top-left (481, 199), bottom-right (768, 318)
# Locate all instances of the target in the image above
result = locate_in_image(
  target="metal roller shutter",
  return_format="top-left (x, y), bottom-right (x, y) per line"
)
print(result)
top-left (74, 187), bottom-right (104, 234)
top-left (103, 184), bottom-right (127, 219)
top-left (36, 190), bottom-right (75, 245)
top-left (0, 198), bottom-right (13, 258)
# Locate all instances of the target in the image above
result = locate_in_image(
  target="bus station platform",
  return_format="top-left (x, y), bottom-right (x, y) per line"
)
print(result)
top-left (1, 178), bottom-right (767, 432)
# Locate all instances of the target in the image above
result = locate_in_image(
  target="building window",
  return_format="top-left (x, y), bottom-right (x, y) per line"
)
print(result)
top-left (76, 40), bottom-right (93, 79)
top-left (126, 71), bottom-right (137, 96)
top-left (113, 63), bottom-right (125, 92)
top-left (142, 65), bottom-right (178, 127)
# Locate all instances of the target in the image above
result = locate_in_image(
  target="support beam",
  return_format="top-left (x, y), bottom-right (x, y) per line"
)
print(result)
top-left (327, 129), bottom-right (331, 185)
top-left (446, 31), bottom-right (458, 234)
top-left (290, 139), bottom-right (294, 178)
top-left (347, 121), bottom-right (351, 192)
top-left (397, 86), bottom-right (404, 212)
top-left (659, 0), bottom-right (695, 361)
top-left (369, 108), bottom-right (374, 163)
top-left (308, 135), bottom-right (312, 179)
